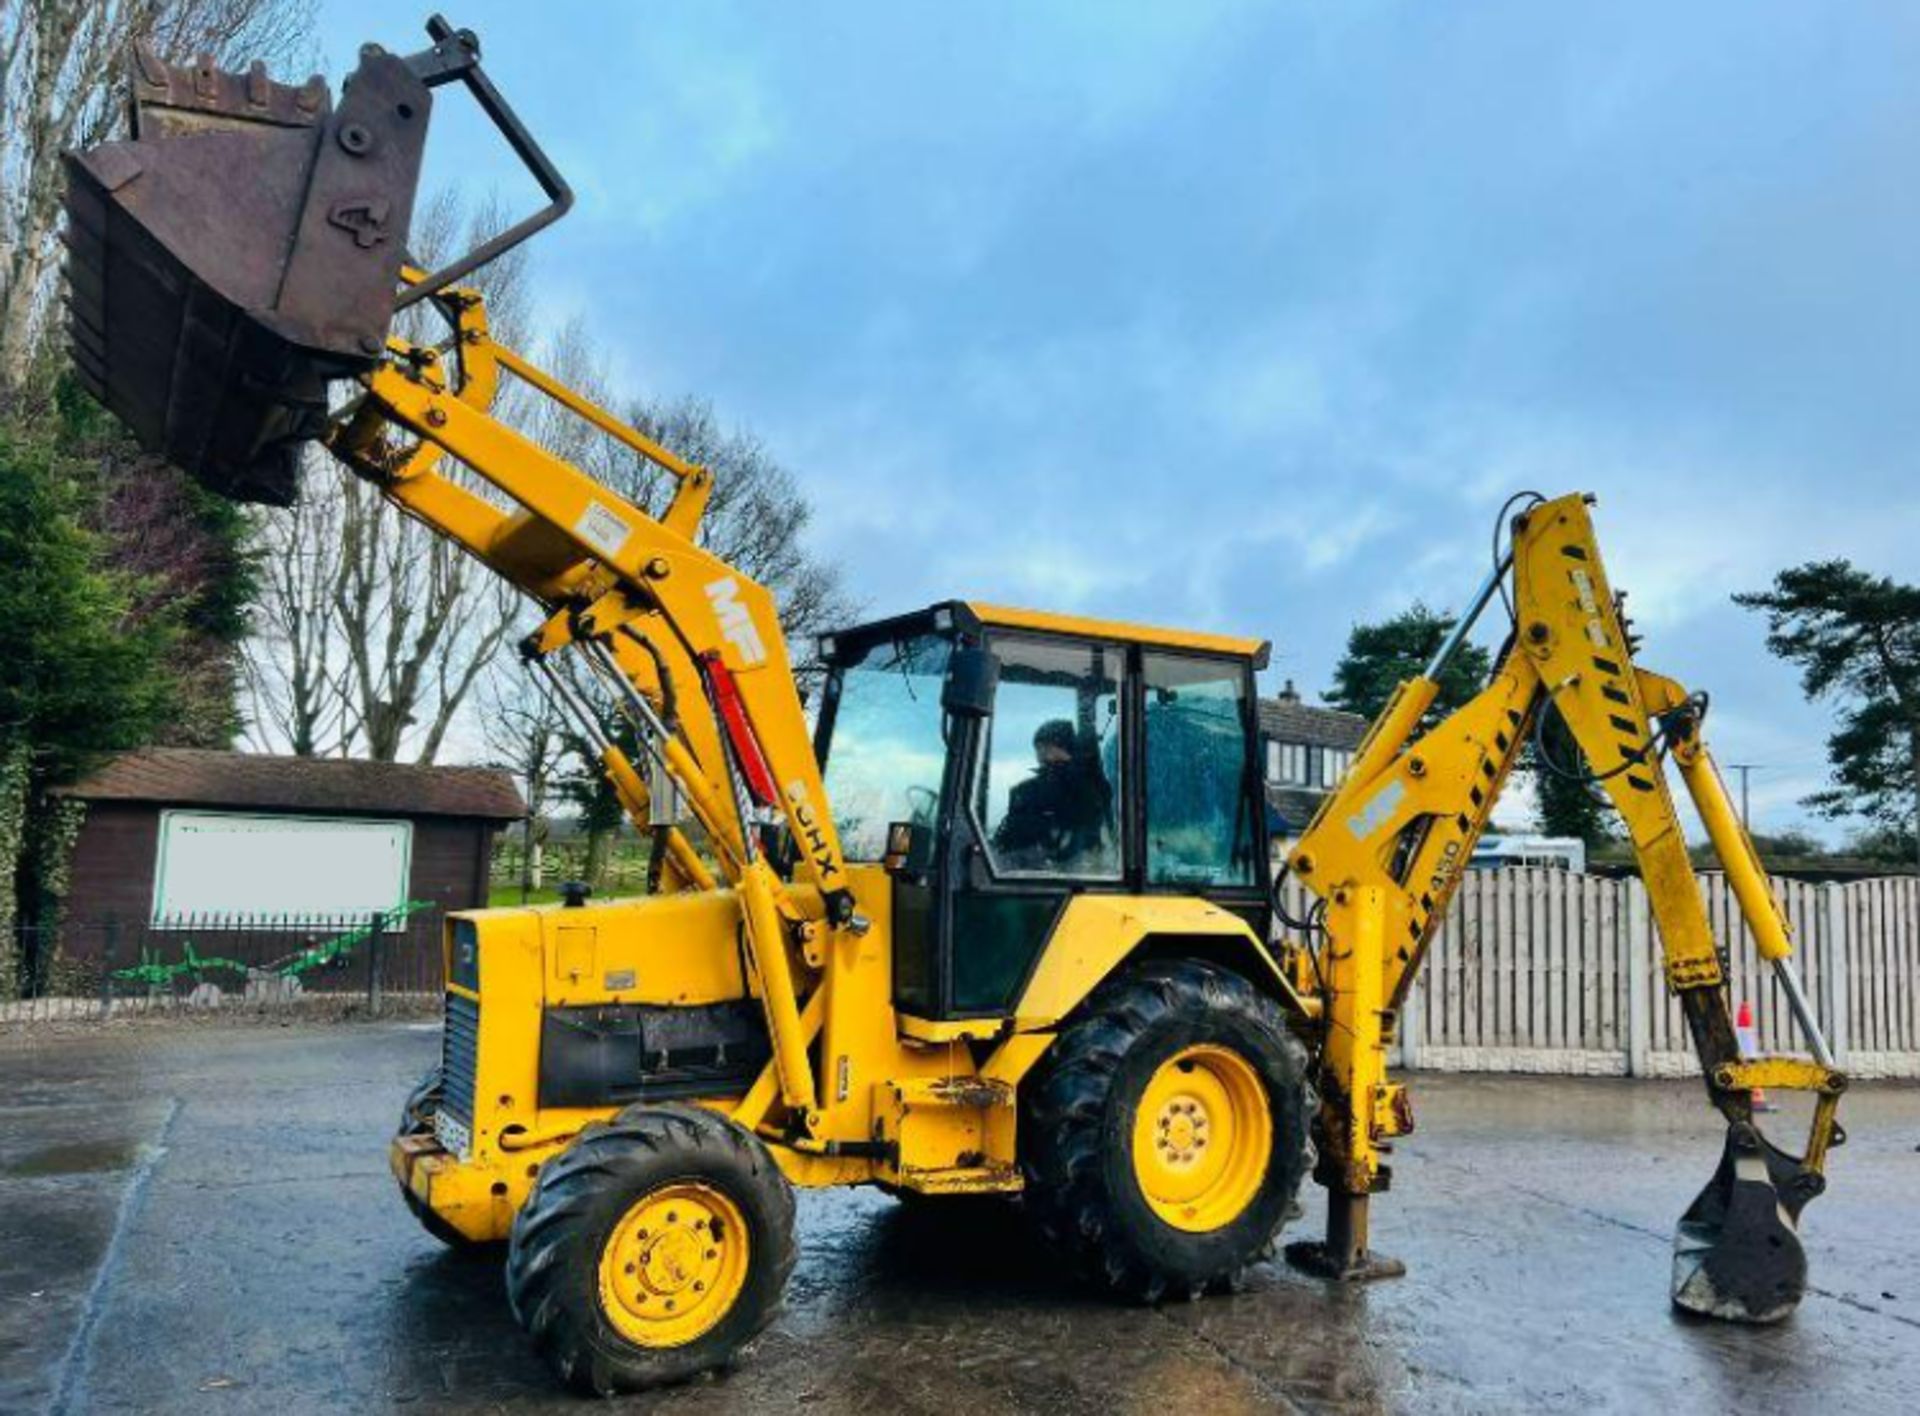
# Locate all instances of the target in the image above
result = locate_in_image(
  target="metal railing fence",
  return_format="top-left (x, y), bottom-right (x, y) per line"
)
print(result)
top-left (2, 906), bottom-right (446, 1023)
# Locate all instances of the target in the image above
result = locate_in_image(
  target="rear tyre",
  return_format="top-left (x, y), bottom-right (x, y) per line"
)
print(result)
top-left (504, 1105), bottom-right (797, 1395)
top-left (394, 1066), bottom-right (486, 1251)
top-left (1021, 958), bottom-right (1313, 1301)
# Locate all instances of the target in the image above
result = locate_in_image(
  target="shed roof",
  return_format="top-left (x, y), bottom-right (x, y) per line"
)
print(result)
top-left (56, 748), bottom-right (525, 820)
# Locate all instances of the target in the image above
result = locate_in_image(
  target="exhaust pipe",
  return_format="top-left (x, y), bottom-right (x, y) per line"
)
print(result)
top-left (62, 14), bottom-right (571, 505)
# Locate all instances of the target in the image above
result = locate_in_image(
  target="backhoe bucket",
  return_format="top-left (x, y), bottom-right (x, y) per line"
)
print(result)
top-left (62, 43), bottom-right (432, 504)
top-left (1671, 1122), bottom-right (1812, 1323)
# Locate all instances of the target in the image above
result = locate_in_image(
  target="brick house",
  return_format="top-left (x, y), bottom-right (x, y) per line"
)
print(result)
top-left (1259, 681), bottom-right (1368, 843)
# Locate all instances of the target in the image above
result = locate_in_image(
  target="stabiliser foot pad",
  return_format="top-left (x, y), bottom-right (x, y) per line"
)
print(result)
top-left (1284, 1241), bottom-right (1408, 1283)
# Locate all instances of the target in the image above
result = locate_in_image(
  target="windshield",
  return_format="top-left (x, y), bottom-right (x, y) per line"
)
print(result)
top-left (818, 632), bottom-right (953, 862)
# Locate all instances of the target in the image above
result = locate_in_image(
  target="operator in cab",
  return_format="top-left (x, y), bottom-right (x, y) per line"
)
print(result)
top-left (993, 719), bottom-right (1113, 871)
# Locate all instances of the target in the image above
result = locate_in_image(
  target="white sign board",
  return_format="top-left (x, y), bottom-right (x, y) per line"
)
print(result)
top-left (151, 811), bottom-right (413, 926)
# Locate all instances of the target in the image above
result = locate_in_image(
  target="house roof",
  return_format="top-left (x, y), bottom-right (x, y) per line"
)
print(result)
top-left (1266, 784), bottom-right (1332, 835)
top-left (1258, 696), bottom-right (1368, 751)
top-left (56, 748), bottom-right (525, 821)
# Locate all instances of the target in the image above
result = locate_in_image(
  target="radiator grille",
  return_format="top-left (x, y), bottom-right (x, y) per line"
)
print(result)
top-left (441, 993), bottom-right (479, 1125)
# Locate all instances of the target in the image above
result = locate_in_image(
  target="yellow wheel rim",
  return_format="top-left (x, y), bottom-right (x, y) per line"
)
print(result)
top-left (1131, 1043), bottom-right (1272, 1233)
top-left (596, 1182), bottom-right (750, 1348)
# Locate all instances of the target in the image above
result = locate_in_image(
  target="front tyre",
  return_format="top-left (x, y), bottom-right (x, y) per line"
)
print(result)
top-left (505, 1105), bottom-right (797, 1395)
top-left (1022, 958), bottom-right (1313, 1301)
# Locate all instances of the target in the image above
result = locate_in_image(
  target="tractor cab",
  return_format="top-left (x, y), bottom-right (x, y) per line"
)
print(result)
top-left (813, 602), bottom-right (1273, 1022)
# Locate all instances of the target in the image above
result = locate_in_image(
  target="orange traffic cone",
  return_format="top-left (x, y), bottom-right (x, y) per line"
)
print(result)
top-left (1735, 998), bottom-right (1772, 1112)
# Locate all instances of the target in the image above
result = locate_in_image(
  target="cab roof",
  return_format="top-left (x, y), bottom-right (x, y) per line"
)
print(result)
top-left (821, 600), bottom-right (1269, 668)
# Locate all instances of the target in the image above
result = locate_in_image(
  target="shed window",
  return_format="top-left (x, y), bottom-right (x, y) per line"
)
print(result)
top-left (151, 810), bottom-right (412, 925)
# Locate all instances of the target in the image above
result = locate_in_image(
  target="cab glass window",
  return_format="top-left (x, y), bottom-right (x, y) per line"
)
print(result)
top-left (975, 636), bottom-right (1122, 879)
top-left (818, 633), bottom-right (952, 861)
top-left (1143, 653), bottom-right (1255, 887)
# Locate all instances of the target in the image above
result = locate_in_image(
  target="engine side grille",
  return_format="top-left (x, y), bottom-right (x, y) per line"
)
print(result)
top-left (441, 993), bottom-right (480, 1125)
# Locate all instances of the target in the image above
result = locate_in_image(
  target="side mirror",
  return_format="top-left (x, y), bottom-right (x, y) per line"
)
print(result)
top-left (942, 644), bottom-right (999, 719)
top-left (882, 820), bottom-right (935, 879)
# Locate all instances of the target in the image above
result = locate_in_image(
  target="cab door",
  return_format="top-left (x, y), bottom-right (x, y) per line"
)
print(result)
top-left (934, 632), bottom-right (1128, 1018)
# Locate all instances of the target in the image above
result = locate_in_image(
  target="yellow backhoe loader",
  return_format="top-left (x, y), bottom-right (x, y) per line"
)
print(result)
top-left (64, 15), bottom-right (1846, 1395)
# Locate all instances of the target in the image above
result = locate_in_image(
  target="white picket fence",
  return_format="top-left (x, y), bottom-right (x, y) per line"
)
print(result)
top-left (1281, 868), bottom-right (1920, 1079)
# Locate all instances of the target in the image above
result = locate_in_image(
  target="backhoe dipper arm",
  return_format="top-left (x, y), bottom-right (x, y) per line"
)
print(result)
top-left (1283, 492), bottom-right (1845, 1323)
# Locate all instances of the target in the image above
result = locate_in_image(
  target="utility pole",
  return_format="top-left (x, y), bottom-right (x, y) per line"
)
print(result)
top-left (1726, 763), bottom-right (1761, 832)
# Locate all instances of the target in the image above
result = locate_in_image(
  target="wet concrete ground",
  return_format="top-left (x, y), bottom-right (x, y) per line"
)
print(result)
top-left (3, 1021), bottom-right (1916, 1415)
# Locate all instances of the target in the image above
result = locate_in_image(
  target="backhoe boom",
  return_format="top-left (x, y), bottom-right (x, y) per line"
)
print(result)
top-left (1282, 493), bottom-right (1846, 1321)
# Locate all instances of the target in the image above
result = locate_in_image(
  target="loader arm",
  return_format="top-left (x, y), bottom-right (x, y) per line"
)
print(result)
top-left (61, 18), bottom-right (854, 1129)
top-left (327, 280), bottom-right (857, 1122)
top-left (1283, 492), bottom-right (1846, 1323)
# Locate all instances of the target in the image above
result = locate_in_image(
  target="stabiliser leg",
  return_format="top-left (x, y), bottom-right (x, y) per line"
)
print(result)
top-left (1285, 885), bottom-right (1409, 1283)
top-left (1285, 1191), bottom-right (1407, 1282)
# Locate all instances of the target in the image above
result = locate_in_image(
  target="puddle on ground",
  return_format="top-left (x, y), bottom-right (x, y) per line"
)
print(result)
top-left (2, 1139), bottom-right (149, 1177)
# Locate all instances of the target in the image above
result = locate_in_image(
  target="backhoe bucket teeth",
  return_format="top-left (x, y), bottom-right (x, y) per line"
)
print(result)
top-left (61, 42), bottom-right (431, 504)
top-left (1671, 1122), bottom-right (1814, 1324)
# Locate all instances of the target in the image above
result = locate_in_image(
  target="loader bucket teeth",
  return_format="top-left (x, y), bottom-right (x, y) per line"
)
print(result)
top-left (61, 43), bottom-right (432, 504)
top-left (1670, 1122), bottom-right (1813, 1324)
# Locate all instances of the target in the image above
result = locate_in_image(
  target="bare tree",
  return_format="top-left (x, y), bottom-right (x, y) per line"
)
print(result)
top-left (519, 363), bottom-right (860, 874)
top-left (244, 192), bottom-right (533, 762)
top-left (597, 393), bottom-right (860, 658)
top-left (0, 0), bottom-right (316, 386)
top-left (476, 658), bottom-right (569, 893)
top-left (329, 474), bottom-right (520, 761)
top-left (241, 481), bottom-right (346, 755)
top-left (246, 186), bottom-right (855, 785)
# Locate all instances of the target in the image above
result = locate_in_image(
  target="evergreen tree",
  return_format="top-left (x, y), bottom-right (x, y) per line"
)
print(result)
top-left (1326, 603), bottom-right (1490, 723)
top-left (1532, 706), bottom-right (1619, 849)
top-left (0, 395), bottom-right (182, 990)
top-left (1736, 561), bottom-right (1920, 871)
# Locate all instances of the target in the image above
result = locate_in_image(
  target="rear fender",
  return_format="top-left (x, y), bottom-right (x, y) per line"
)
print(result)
top-left (1009, 895), bottom-right (1307, 1034)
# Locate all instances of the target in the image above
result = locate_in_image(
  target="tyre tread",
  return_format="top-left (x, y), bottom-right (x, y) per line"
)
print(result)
top-left (1021, 958), bottom-right (1316, 1299)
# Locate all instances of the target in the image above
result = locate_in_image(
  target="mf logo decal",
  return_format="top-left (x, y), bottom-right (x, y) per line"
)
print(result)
top-left (706, 577), bottom-right (767, 666)
top-left (783, 780), bottom-right (842, 885)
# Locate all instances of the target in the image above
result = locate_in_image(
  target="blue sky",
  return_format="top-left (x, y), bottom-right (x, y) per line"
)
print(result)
top-left (319, 3), bottom-right (1920, 839)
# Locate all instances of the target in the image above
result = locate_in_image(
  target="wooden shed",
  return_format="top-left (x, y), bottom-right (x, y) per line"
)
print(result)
top-left (53, 748), bottom-right (524, 938)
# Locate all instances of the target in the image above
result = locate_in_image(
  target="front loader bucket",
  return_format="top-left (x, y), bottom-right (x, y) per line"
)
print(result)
top-left (62, 42), bottom-right (432, 504)
top-left (1671, 1122), bottom-right (1813, 1323)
